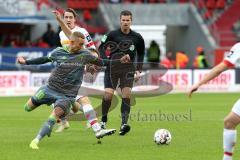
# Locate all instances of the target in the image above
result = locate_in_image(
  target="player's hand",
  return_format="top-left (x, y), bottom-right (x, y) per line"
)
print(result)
top-left (17, 56), bottom-right (26, 65)
top-left (120, 54), bottom-right (130, 63)
top-left (86, 64), bottom-right (100, 75)
top-left (52, 10), bottom-right (62, 21)
top-left (187, 84), bottom-right (200, 98)
top-left (134, 70), bottom-right (141, 82)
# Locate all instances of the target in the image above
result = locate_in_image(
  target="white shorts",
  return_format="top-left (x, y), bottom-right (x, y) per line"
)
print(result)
top-left (231, 99), bottom-right (240, 116)
top-left (75, 95), bottom-right (86, 101)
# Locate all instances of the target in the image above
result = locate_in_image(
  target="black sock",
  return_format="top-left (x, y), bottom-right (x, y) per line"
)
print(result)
top-left (101, 98), bottom-right (112, 123)
top-left (121, 98), bottom-right (130, 125)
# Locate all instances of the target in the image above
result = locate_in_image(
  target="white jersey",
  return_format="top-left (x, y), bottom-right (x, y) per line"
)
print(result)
top-left (223, 42), bottom-right (240, 67)
top-left (222, 43), bottom-right (240, 116)
top-left (59, 26), bottom-right (96, 51)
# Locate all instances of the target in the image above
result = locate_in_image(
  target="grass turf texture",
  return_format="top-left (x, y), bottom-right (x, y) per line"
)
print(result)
top-left (0, 93), bottom-right (239, 160)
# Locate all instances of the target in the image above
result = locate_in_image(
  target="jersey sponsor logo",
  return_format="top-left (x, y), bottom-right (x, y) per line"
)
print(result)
top-left (101, 35), bottom-right (107, 42)
top-left (35, 89), bottom-right (45, 100)
top-left (86, 35), bottom-right (92, 42)
top-left (129, 44), bottom-right (135, 51)
top-left (227, 51), bottom-right (234, 58)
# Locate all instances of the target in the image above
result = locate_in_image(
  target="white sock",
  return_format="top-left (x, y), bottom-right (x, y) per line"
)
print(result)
top-left (223, 129), bottom-right (237, 160)
top-left (35, 137), bottom-right (40, 143)
top-left (82, 104), bottom-right (101, 132)
top-left (91, 121), bottom-right (101, 133)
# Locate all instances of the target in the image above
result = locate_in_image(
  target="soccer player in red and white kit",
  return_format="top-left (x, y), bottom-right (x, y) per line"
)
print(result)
top-left (188, 42), bottom-right (240, 160)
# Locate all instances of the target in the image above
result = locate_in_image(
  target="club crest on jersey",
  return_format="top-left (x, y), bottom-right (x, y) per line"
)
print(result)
top-left (101, 35), bottom-right (107, 42)
top-left (129, 44), bottom-right (135, 51)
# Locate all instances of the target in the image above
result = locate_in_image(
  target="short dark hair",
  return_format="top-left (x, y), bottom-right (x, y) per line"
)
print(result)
top-left (64, 8), bottom-right (77, 18)
top-left (120, 10), bottom-right (132, 19)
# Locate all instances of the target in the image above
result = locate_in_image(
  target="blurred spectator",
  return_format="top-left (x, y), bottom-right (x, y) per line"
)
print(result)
top-left (25, 40), bottom-right (32, 48)
top-left (216, 0), bottom-right (225, 10)
top-left (36, 38), bottom-right (50, 48)
top-left (147, 40), bottom-right (161, 67)
top-left (0, 34), bottom-right (3, 47)
top-left (10, 41), bottom-right (18, 48)
top-left (232, 19), bottom-right (240, 41)
top-left (42, 23), bottom-right (56, 47)
top-left (176, 51), bottom-right (189, 69)
top-left (37, 0), bottom-right (50, 10)
top-left (193, 46), bottom-right (209, 68)
top-left (160, 51), bottom-right (175, 68)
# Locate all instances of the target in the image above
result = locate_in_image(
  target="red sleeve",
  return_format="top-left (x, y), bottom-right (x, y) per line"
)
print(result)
top-left (223, 60), bottom-right (235, 68)
top-left (86, 41), bottom-right (95, 48)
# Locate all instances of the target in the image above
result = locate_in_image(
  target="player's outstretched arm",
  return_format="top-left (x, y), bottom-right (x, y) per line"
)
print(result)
top-left (17, 56), bottom-right (51, 65)
top-left (17, 56), bottom-right (27, 64)
top-left (80, 54), bottom-right (130, 66)
top-left (188, 62), bottom-right (228, 98)
top-left (52, 10), bottom-right (72, 39)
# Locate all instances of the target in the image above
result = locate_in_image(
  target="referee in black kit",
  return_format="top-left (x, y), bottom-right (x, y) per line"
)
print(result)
top-left (98, 10), bottom-right (145, 136)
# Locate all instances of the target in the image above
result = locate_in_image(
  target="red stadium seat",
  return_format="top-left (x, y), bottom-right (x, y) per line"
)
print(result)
top-left (204, 9), bottom-right (213, 20)
top-left (206, 0), bottom-right (216, 9)
top-left (83, 9), bottom-right (92, 22)
top-left (159, 0), bottom-right (166, 3)
top-left (67, 0), bottom-right (99, 10)
top-left (197, 0), bottom-right (205, 9)
top-left (134, 0), bottom-right (143, 3)
top-left (216, 0), bottom-right (226, 9)
top-left (148, 0), bottom-right (157, 3)
top-left (122, 0), bottom-right (132, 3)
top-left (178, 0), bottom-right (189, 3)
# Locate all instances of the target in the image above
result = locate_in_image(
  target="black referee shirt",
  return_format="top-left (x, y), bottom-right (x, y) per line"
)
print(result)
top-left (99, 28), bottom-right (145, 71)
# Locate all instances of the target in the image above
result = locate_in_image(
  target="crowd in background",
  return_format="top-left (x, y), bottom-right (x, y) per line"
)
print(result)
top-left (0, 22), bottom-right (209, 69)
top-left (0, 23), bottom-right (61, 48)
top-left (0, 26), bottom-right (210, 69)
top-left (146, 40), bottom-right (209, 69)
top-left (0, 23), bottom-right (102, 49)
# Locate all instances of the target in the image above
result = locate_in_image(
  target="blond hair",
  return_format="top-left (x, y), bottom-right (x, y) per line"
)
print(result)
top-left (72, 31), bottom-right (85, 39)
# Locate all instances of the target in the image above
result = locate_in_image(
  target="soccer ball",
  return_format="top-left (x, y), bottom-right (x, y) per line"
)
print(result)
top-left (154, 129), bottom-right (172, 145)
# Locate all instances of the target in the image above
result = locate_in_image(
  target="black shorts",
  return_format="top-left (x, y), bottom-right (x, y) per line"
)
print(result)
top-left (104, 68), bottom-right (135, 89)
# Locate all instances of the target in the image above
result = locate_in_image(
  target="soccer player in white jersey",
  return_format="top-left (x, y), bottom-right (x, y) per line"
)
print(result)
top-left (55, 8), bottom-right (102, 134)
top-left (188, 42), bottom-right (240, 160)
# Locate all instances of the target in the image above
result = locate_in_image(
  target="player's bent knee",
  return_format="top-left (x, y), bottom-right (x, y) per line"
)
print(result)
top-left (224, 115), bottom-right (239, 129)
top-left (54, 100), bottom-right (71, 118)
top-left (53, 107), bottom-right (65, 118)
top-left (48, 114), bottom-right (57, 123)
top-left (122, 94), bottom-right (131, 99)
top-left (104, 93), bottom-right (113, 101)
top-left (122, 88), bottom-right (132, 99)
top-left (71, 102), bottom-right (80, 113)
top-left (224, 118), bottom-right (236, 129)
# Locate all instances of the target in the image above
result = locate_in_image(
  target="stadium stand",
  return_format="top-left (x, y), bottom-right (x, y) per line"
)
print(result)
top-left (212, 0), bottom-right (240, 47)
top-left (67, 0), bottom-right (100, 9)
top-left (0, 0), bottom-right (238, 68)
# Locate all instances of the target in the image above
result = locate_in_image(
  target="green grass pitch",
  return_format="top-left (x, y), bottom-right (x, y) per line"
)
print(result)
top-left (0, 93), bottom-right (240, 160)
